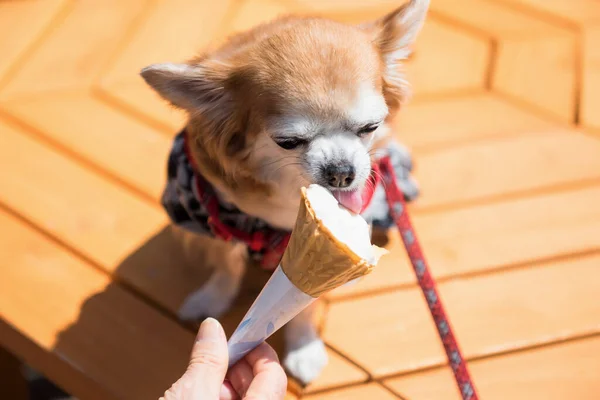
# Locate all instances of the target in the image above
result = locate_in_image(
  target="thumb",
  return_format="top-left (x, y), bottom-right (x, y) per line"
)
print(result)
top-left (183, 317), bottom-right (229, 397)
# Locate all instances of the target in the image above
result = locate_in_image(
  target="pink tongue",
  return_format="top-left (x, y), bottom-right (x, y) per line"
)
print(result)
top-left (333, 190), bottom-right (363, 214)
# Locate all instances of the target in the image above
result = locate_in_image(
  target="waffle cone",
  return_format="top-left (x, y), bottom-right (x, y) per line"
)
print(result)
top-left (281, 187), bottom-right (385, 297)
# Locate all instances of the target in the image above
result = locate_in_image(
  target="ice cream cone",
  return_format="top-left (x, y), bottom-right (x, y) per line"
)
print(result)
top-left (228, 184), bottom-right (385, 365)
top-left (281, 186), bottom-right (385, 297)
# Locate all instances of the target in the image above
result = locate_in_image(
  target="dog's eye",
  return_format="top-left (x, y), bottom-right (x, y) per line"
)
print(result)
top-left (275, 138), bottom-right (308, 150)
top-left (357, 124), bottom-right (379, 136)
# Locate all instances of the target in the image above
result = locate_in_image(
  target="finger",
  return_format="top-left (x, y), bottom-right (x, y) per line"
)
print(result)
top-left (245, 341), bottom-right (280, 365)
top-left (219, 380), bottom-right (240, 400)
top-left (184, 318), bottom-right (229, 398)
top-left (226, 358), bottom-right (254, 397)
top-left (243, 343), bottom-right (287, 400)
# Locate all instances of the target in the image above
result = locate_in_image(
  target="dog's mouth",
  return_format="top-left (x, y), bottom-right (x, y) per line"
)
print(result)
top-left (331, 189), bottom-right (363, 214)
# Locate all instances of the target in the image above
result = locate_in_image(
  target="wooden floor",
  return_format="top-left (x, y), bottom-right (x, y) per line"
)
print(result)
top-left (1, 0), bottom-right (599, 399)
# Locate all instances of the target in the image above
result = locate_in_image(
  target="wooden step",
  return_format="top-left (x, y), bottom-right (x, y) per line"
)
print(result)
top-left (101, 0), bottom-right (234, 86)
top-left (385, 336), bottom-right (600, 400)
top-left (98, 81), bottom-right (186, 132)
top-left (331, 185), bottom-right (600, 298)
top-left (0, 0), bottom-right (146, 100)
top-left (324, 254), bottom-right (600, 377)
top-left (310, 0), bottom-right (491, 96)
top-left (395, 93), bottom-right (558, 151)
top-left (490, 0), bottom-right (600, 27)
top-left (431, 0), bottom-right (577, 122)
top-left (0, 0), bottom-right (66, 84)
top-left (0, 208), bottom-right (194, 400)
top-left (4, 93), bottom-right (171, 200)
top-left (411, 130), bottom-right (600, 209)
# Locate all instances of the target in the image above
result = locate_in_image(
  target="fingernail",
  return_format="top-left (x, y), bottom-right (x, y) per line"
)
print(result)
top-left (198, 317), bottom-right (223, 340)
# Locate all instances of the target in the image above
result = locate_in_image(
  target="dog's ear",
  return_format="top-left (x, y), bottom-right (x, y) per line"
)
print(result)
top-left (361, 0), bottom-right (429, 108)
top-left (140, 60), bottom-right (233, 116)
top-left (362, 0), bottom-right (429, 63)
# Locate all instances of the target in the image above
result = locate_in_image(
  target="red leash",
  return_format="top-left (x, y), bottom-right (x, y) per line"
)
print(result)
top-left (378, 156), bottom-right (479, 400)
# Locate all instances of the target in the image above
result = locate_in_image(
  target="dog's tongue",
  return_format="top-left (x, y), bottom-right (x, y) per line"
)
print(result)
top-left (333, 190), bottom-right (363, 214)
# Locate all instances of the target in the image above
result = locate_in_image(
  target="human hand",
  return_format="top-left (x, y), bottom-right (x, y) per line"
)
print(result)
top-left (161, 317), bottom-right (287, 400)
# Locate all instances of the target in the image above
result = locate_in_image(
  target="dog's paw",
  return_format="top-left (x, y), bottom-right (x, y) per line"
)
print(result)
top-left (178, 286), bottom-right (234, 321)
top-left (283, 339), bottom-right (329, 385)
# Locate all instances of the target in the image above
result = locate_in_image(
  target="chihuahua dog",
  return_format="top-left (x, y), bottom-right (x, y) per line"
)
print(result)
top-left (141, 0), bottom-right (429, 384)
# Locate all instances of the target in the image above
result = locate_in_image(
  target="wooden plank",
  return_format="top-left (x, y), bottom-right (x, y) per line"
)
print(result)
top-left (222, 0), bottom-right (303, 38)
top-left (491, 0), bottom-right (600, 27)
top-left (411, 130), bottom-right (600, 209)
top-left (0, 0), bottom-right (146, 99)
top-left (99, 81), bottom-right (186, 132)
top-left (440, 257), bottom-right (600, 358)
top-left (406, 19), bottom-right (490, 96)
top-left (99, 0), bottom-right (235, 131)
top-left (432, 0), bottom-right (567, 37)
top-left (305, 349), bottom-right (369, 393)
top-left (431, 0), bottom-right (577, 122)
top-left (385, 337), bottom-right (600, 400)
top-left (395, 94), bottom-right (558, 150)
top-left (325, 286), bottom-right (443, 377)
top-left (323, 255), bottom-right (600, 377)
top-left (293, 0), bottom-right (409, 13)
top-left (0, 208), bottom-right (194, 400)
top-left (0, 0), bottom-right (66, 82)
top-left (412, 186), bottom-right (600, 277)
top-left (494, 33), bottom-right (576, 122)
top-left (330, 185), bottom-right (600, 298)
top-left (4, 93), bottom-right (171, 200)
top-left (0, 120), bottom-right (195, 308)
top-left (582, 26), bottom-right (600, 131)
top-left (101, 0), bottom-right (234, 85)
top-left (101, 0), bottom-right (297, 130)
top-left (304, 383), bottom-right (398, 400)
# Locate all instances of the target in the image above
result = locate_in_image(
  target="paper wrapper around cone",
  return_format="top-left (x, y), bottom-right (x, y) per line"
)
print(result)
top-left (227, 186), bottom-right (385, 366)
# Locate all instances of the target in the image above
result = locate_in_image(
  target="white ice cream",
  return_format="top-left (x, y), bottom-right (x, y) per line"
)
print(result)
top-left (305, 184), bottom-right (376, 264)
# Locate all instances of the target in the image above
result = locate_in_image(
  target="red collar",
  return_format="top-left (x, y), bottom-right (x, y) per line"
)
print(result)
top-left (183, 131), bottom-right (380, 269)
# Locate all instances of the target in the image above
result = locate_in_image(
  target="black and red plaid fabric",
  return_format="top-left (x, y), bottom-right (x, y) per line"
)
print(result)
top-left (161, 131), bottom-right (291, 270)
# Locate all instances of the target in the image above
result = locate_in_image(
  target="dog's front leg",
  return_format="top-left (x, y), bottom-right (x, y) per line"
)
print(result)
top-left (283, 301), bottom-right (328, 385)
top-left (178, 241), bottom-right (248, 321)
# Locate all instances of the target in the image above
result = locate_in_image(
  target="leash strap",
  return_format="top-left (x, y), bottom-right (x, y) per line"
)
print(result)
top-left (379, 156), bottom-right (479, 400)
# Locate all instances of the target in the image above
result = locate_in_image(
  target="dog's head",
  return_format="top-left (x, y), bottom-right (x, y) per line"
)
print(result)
top-left (142, 0), bottom-right (428, 212)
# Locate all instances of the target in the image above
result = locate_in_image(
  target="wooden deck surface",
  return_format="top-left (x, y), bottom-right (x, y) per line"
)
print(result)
top-left (0, 0), bottom-right (599, 399)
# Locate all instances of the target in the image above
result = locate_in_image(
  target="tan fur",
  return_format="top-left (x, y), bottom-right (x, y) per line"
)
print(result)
top-left (186, 18), bottom-right (387, 198)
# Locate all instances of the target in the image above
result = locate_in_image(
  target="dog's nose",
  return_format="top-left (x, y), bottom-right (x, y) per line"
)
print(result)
top-left (324, 164), bottom-right (355, 188)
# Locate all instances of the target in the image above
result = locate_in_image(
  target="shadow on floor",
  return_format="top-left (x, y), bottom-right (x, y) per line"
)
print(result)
top-left (45, 225), bottom-right (285, 399)
top-left (32, 224), bottom-right (389, 399)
